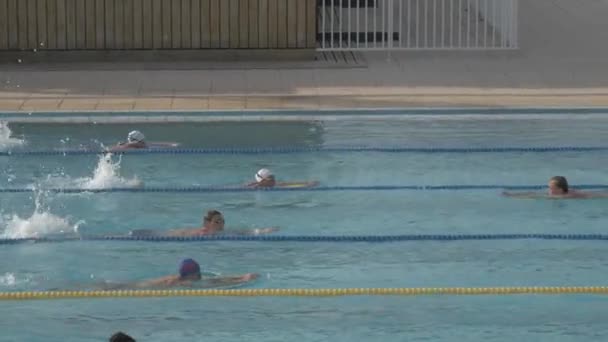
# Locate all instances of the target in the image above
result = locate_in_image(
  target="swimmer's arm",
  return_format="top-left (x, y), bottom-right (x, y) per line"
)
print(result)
top-left (109, 142), bottom-right (146, 152)
top-left (108, 145), bottom-right (127, 152)
top-left (202, 273), bottom-right (259, 286)
top-left (93, 280), bottom-right (157, 290)
top-left (579, 191), bottom-right (608, 199)
top-left (132, 275), bottom-right (179, 289)
top-left (108, 143), bottom-right (138, 152)
top-left (83, 276), bottom-right (178, 291)
top-left (130, 228), bottom-right (208, 238)
top-left (501, 191), bottom-right (544, 199)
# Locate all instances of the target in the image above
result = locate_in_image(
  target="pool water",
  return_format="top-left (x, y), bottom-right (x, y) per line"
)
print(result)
top-left (1, 116), bottom-right (608, 341)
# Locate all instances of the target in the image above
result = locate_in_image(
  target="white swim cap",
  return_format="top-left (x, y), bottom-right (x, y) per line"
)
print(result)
top-left (255, 168), bottom-right (273, 182)
top-left (127, 130), bottom-right (145, 143)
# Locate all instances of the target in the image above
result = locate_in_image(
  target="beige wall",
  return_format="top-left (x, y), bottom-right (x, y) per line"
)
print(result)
top-left (0, 0), bottom-right (317, 50)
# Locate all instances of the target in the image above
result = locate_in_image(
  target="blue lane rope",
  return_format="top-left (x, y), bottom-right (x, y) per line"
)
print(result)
top-left (2, 184), bottom-right (608, 193)
top-left (3, 234), bottom-right (608, 245)
top-left (95, 234), bottom-right (608, 242)
top-left (2, 146), bottom-right (608, 156)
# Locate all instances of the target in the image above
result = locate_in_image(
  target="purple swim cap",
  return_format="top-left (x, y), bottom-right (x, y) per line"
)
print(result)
top-left (179, 258), bottom-right (201, 278)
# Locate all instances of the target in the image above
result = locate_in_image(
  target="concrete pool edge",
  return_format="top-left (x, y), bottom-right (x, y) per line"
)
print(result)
top-left (0, 107), bottom-right (608, 123)
top-left (3, 89), bottom-right (608, 113)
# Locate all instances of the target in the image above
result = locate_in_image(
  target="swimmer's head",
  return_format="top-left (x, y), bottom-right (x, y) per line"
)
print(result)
top-left (127, 130), bottom-right (145, 143)
top-left (548, 176), bottom-right (568, 195)
top-left (255, 168), bottom-right (274, 182)
top-left (203, 209), bottom-right (225, 231)
top-left (179, 258), bottom-right (201, 280)
top-left (255, 168), bottom-right (276, 187)
top-left (109, 332), bottom-right (136, 342)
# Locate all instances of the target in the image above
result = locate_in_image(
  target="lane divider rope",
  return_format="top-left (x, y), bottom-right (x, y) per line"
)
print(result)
top-left (1, 287), bottom-right (608, 300)
top-left (2, 146), bottom-right (608, 156)
top-left (4, 233), bottom-right (608, 244)
top-left (1, 184), bottom-right (608, 193)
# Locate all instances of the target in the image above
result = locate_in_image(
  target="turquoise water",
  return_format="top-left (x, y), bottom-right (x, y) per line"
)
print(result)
top-left (1, 117), bottom-right (608, 341)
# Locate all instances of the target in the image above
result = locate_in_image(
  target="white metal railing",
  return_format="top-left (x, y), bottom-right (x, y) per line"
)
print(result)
top-left (317, 0), bottom-right (518, 50)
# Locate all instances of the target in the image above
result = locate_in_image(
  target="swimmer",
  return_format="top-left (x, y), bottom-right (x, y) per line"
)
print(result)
top-left (502, 176), bottom-right (608, 199)
top-left (110, 130), bottom-right (147, 151)
top-left (99, 258), bottom-right (258, 290)
top-left (129, 209), bottom-right (278, 237)
top-left (109, 332), bottom-right (136, 342)
top-left (246, 168), bottom-right (319, 188)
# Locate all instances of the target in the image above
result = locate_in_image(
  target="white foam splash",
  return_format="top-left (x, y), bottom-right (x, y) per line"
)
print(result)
top-left (77, 153), bottom-right (143, 189)
top-left (2, 211), bottom-right (79, 239)
top-left (0, 121), bottom-right (25, 150)
top-left (0, 272), bottom-right (37, 288)
top-left (0, 192), bottom-right (82, 239)
top-left (41, 153), bottom-right (143, 190)
top-left (0, 273), bottom-right (18, 286)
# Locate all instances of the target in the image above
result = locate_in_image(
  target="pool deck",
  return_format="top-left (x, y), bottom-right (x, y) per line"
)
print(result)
top-left (1, 0), bottom-right (608, 113)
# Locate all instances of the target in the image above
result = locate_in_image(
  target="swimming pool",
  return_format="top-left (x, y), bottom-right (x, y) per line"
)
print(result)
top-left (1, 112), bottom-right (608, 341)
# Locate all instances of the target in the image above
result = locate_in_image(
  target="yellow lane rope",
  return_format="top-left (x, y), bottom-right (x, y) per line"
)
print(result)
top-left (1, 287), bottom-right (608, 301)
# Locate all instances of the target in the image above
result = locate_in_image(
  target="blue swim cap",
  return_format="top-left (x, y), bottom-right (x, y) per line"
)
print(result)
top-left (179, 258), bottom-right (201, 278)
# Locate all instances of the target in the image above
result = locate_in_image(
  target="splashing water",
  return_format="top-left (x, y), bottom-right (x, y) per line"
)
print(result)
top-left (0, 191), bottom-right (82, 239)
top-left (0, 273), bottom-right (18, 287)
top-left (0, 121), bottom-right (25, 150)
top-left (0, 272), bottom-right (39, 289)
top-left (41, 153), bottom-right (143, 189)
top-left (78, 153), bottom-right (143, 189)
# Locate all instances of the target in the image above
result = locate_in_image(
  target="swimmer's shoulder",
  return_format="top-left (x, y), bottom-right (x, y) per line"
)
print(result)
top-left (569, 190), bottom-right (589, 198)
